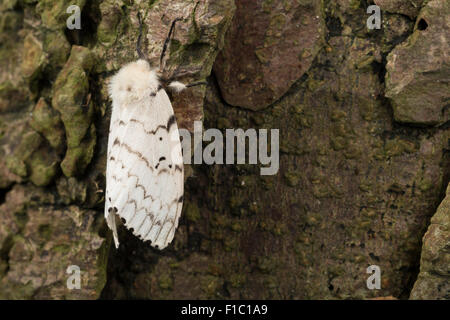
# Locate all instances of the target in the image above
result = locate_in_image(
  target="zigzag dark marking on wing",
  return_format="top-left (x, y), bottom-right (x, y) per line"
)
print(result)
top-left (117, 179), bottom-right (180, 219)
top-left (135, 182), bottom-right (155, 201)
top-left (109, 156), bottom-right (126, 169)
top-left (113, 138), bottom-right (153, 169)
top-left (163, 200), bottom-right (181, 245)
top-left (126, 172), bottom-right (155, 202)
top-left (153, 198), bottom-right (181, 244)
top-left (110, 104), bottom-right (142, 176)
top-left (111, 175), bottom-right (122, 182)
top-left (112, 164), bottom-right (180, 232)
top-left (143, 207), bottom-right (177, 242)
top-left (124, 201), bottom-right (158, 230)
top-left (112, 119), bottom-right (173, 135)
top-left (119, 191), bottom-right (157, 224)
top-left (130, 119), bottom-right (169, 135)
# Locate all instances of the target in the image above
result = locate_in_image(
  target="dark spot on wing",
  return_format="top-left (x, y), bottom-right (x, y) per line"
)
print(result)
top-left (167, 115), bottom-right (176, 131)
top-left (159, 156), bottom-right (166, 162)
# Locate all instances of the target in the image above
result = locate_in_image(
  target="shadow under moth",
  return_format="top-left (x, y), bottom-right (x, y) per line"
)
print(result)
top-left (105, 14), bottom-right (203, 249)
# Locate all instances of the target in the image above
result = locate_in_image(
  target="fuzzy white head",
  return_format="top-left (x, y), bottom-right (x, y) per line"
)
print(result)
top-left (108, 59), bottom-right (160, 107)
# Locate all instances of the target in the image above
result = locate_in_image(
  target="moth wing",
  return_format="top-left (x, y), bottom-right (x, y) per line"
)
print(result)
top-left (105, 89), bottom-right (184, 249)
top-left (105, 99), bottom-right (130, 248)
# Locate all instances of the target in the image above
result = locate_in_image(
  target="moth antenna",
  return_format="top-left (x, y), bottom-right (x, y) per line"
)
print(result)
top-left (186, 81), bottom-right (207, 88)
top-left (160, 17), bottom-right (183, 71)
top-left (136, 11), bottom-right (147, 61)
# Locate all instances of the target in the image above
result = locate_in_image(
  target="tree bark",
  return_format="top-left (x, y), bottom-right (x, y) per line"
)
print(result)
top-left (0, 0), bottom-right (448, 299)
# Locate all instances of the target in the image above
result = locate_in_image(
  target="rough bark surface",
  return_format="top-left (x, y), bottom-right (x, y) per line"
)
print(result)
top-left (0, 0), bottom-right (448, 299)
top-left (374, 0), bottom-right (424, 19)
top-left (410, 183), bottom-right (449, 300)
top-left (214, 0), bottom-right (325, 110)
top-left (385, 0), bottom-right (449, 125)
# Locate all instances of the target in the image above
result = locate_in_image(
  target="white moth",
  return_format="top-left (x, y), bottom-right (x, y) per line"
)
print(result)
top-left (105, 59), bottom-right (186, 250)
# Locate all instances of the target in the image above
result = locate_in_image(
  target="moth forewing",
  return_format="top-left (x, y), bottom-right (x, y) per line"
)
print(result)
top-left (105, 60), bottom-right (184, 250)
